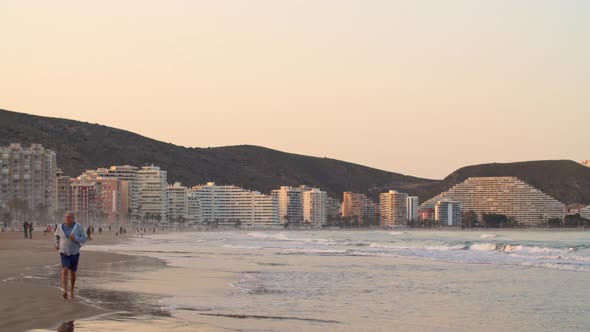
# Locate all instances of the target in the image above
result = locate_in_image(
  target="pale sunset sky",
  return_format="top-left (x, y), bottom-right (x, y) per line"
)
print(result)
top-left (1, 1), bottom-right (588, 179)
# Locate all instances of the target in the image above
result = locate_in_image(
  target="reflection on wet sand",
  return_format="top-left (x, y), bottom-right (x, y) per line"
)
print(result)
top-left (57, 321), bottom-right (74, 332)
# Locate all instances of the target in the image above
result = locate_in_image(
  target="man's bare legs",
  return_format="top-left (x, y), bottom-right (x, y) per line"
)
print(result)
top-left (69, 270), bottom-right (76, 299)
top-left (61, 268), bottom-right (76, 299)
top-left (61, 267), bottom-right (68, 299)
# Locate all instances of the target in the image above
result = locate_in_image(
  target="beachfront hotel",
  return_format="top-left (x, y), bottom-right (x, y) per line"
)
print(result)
top-left (406, 196), bottom-right (420, 222)
top-left (69, 176), bottom-right (123, 224)
top-left (272, 186), bottom-right (304, 225)
top-left (326, 196), bottom-right (342, 222)
top-left (0, 143), bottom-right (57, 213)
top-left (69, 179), bottom-right (96, 224)
top-left (342, 191), bottom-right (378, 225)
top-left (379, 190), bottom-right (408, 227)
top-left (167, 182), bottom-right (188, 224)
top-left (303, 188), bottom-right (328, 227)
top-left (421, 177), bottom-right (566, 226)
top-left (81, 165), bottom-right (138, 221)
top-left (137, 165), bottom-right (168, 223)
top-left (189, 182), bottom-right (278, 225)
top-left (435, 200), bottom-right (462, 227)
top-left (54, 169), bottom-right (71, 214)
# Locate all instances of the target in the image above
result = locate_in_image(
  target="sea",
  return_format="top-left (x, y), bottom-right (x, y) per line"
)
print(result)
top-left (39, 230), bottom-right (590, 331)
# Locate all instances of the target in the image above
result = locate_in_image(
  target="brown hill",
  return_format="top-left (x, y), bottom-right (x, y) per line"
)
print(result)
top-left (0, 109), bottom-right (434, 200)
top-left (406, 161), bottom-right (590, 205)
top-left (2, 109), bottom-right (589, 205)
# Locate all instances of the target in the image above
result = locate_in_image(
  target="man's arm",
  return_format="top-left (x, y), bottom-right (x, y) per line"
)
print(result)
top-left (73, 225), bottom-right (87, 245)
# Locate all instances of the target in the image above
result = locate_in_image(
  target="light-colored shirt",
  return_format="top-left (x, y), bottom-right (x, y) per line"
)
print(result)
top-left (54, 222), bottom-right (87, 255)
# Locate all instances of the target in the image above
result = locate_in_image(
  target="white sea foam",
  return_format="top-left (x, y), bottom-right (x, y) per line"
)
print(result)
top-left (469, 243), bottom-right (498, 251)
top-left (425, 245), bottom-right (468, 251)
top-left (480, 234), bottom-right (497, 238)
top-left (389, 232), bottom-right (405, 235)
top-left (502, 245), bottom-right (524, 252)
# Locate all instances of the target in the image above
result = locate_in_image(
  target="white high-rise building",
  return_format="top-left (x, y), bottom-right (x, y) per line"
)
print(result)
top-left (303, 188), bottom-right (327, 228)
top-left (167, 182), bottom-right (188, 224)
top-left (55, 169), bottom-right (71, 215)
top-left (0, 143), bottom-right (57, 215)
top-left (435, 200), bottom-right (462, 227)
top-left (137, 165), bottom-right (167, 223)
top-left (406, 196), bottom-right (420, 222)
top-left (189, 182), bottom-right (277, 225)
top-left (379, 190), bottom-right (408, 227)
top-left (272, 186), bottom-right (304, 225)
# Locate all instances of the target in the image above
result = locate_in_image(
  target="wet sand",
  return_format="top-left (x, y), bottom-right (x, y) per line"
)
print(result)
top-left (0, 229), bottom-right (155, 332)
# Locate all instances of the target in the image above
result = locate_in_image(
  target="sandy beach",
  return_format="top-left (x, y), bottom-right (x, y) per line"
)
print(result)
top-left (0, 229), bottom-right (161, 332)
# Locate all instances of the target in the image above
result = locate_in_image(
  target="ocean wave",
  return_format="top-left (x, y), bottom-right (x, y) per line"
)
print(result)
top-left (480, 234), bottom-right (497, 238)
top-left (469, 243), bottom-right (498, 251)
top-left (389, 232), bottom-right (405, 235)
top-left (425, 245), bottom-right (468, 251)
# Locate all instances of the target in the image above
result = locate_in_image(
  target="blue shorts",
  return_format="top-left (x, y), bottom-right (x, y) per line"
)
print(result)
top-left (60, 253), bottom-right (80, 272)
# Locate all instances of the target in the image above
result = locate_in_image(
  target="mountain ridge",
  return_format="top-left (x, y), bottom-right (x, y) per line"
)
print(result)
top-left (1, 109), bottom-right (589, 205)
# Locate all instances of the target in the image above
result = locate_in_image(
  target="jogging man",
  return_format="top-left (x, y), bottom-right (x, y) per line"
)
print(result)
top-left (54, 212), bottom-right (87, 299)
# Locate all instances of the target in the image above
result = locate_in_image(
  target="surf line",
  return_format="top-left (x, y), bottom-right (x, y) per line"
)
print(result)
top-left (193, 312), bottom-right (341, 323)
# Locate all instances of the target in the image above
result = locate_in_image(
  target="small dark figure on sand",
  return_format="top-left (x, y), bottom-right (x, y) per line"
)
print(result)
top-left (23, 221), bottom-right (29, 239)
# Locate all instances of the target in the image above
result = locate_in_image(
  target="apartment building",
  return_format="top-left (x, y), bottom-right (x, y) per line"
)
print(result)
top-left (0, 143), bottom-right (57, 214)
top-left (190, 182), bottom-right (277, 225)
top-left (303, 188), bottom-right (327, 227)
top-left (69, 179), bottom-right (96, 224)
top-left (435, 200), bottom-right (462, 227)
top-left (421, 177), bottom-right (565, 226)
top-left (81, 165), bottom-right (138, 220)
top-left (342, 191), bottom-right (378, 225)
top-left (54, 169), bottom-right (71, 215)
top-left (272, 186), bottom-right (304, 225)
top-left (379, 190), bottom-right (408, 227)
top-left (167, 182), bottom-right (188, 224)
top-left (137, 165), bottom-right (168, 223)
top-left (406, 196), bottom-right (420, 222)
top-left (326, 196), bottom-right (341, 223)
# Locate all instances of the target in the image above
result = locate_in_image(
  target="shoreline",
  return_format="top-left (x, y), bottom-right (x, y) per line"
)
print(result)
top-left (0, 230), bottom-right (166, 332)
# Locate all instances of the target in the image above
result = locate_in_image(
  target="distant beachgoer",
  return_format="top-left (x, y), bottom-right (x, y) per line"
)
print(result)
top-left (115, 231), bottom-right (118, 236)
top-left (153, 227), bottom-right (155, 234)
top-left (91, 226), bottom-right (95, 235)
top-left (23, 221), bottom-right (29, 239)
top-left (86, 226), bottom-right (92, 240)
top-left (29, 223), bottom-right (33, 239)
top-left (55, 212), bottom-right (87, 299)
top-left (109, 225), bottom-right (111, 232)
top-left (98, 226), bottom-right (102, 235)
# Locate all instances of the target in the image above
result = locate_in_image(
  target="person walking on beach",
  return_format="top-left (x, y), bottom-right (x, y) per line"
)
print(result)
top-left (55, 212), bottom-right (87, 300)
top-left (28, 223), bottom-right (33, 239)
top-left (23, 221), bottom-right (29, 239)
top-left (86, 226), bottom-right (92, 241)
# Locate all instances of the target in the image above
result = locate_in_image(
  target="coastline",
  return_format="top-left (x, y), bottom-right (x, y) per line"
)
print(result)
top-left (0, 230), bottom-right (165, 332)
